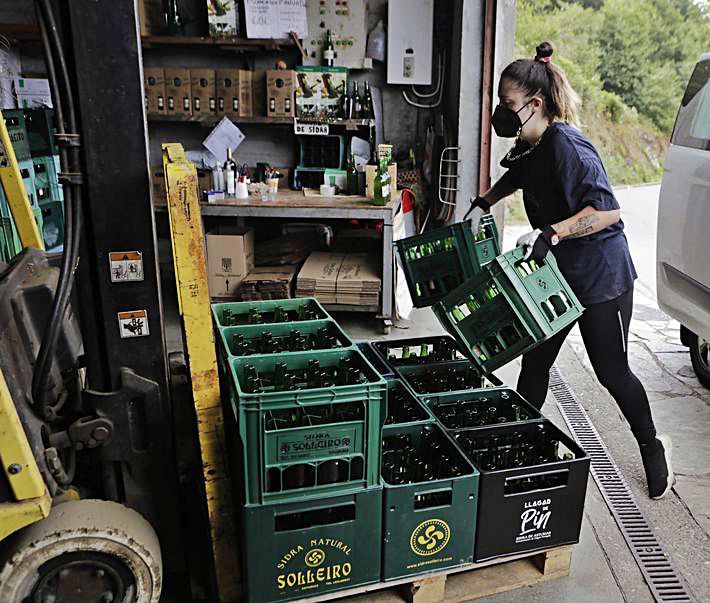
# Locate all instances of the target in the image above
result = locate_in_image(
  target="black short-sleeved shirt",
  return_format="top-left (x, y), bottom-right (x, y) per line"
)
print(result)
top-left (501, 122), bottom-right (636, 306)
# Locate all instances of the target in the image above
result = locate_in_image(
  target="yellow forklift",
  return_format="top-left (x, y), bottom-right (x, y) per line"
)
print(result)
top-left (0, 1), bottom-right (237, 601)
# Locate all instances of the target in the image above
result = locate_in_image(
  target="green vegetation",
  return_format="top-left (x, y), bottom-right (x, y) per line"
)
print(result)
top-left (505, 0), bottom-right (708, 224)
top-left (513, 0), bottom-right (709, 186)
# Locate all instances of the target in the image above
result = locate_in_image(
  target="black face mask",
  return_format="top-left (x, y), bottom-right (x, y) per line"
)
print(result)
top-left (491, 99), bottom-right (535, 138)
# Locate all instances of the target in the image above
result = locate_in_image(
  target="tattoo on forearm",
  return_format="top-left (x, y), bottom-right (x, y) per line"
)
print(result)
top-left (566, 214), bottom-right (600, 238)
top-left (566, 225), bottom-right (595, 238)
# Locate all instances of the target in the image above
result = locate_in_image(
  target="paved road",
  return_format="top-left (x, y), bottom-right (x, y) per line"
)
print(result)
top-left (498, 184), bottom-right (710, 601)
top-left (342, 184), bottom-right (710, 602)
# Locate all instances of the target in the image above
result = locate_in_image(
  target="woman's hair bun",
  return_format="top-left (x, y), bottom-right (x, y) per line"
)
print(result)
top-left (535, 42), bottom-right (554, 59)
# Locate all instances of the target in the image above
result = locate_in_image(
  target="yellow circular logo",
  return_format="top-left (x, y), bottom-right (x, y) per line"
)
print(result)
top-left (304, 548), bottom-right (326, 568)
top-left (410, 519), bottom-right (451, 557)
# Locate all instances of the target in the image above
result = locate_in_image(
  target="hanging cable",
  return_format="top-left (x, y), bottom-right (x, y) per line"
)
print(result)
top-left (32, 0), bottom-right (83, 421)
top-left (401, 52), bottom-right (445, 109)
top-left (410, 51), bottom-right (445, 98)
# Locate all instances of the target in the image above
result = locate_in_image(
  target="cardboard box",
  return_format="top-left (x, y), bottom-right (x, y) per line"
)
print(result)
top-left (16, 93), bottom-right (52, 109)
top-left (139, 0), bottom-right (165, 35)
top-left (216, 69), bottom-right (240, 116)
top-left (365, 163), bottom-right (397, 199)
top-left (266, 70), bottom-right (296, 118)
top-left (151, 166), bottom-right (166, 204)
top-left (295, 251), bottom-right (346, 304)
top-left (197, 168), bottom-right (212, 194)
top-left (251, 70), bottom-right (267, 117)
top-left (207, 0), bottom-right (239, 37)
top-left (336, 253), bottom-right (381, 305)
top-left (14, 78), bottom-right (51, 96)
top-left (144, 68), bottom-right (166, 115)
top-left (206, 226), bottom-right (255, 298)
top-left (164, 68), bottom-right (192, 115)
top-left (190, 69), bottom-right (216, 115)
top-left (238, 70), bottom-right (253, 117)
top-left (295, 67), bottom-right (347, 120)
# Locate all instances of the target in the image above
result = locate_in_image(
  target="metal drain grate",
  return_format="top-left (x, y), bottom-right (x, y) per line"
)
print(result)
top-left (548, 365), bottom-right (695, 603)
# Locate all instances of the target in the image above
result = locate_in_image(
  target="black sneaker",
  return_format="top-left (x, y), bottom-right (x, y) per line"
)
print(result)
top-left (641, 434), bottom-right (674, 500)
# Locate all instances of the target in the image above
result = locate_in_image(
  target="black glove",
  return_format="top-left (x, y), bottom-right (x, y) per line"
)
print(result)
top-left (516, 225), bottom-right (558, 262)
top-left (463, 195), bottom-right (491, 219)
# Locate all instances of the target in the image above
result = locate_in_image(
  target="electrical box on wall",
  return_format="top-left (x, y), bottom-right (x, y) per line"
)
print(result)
top-left (302, 0), bottom-right (371, 69)
top-left (387, 0), bottom-right (434, 85)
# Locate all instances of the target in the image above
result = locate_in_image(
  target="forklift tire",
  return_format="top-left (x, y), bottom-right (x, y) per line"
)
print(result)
top-left (0, 499), bottom-right (162, 603)
top-left (689, 331), bottom-right (710, 389)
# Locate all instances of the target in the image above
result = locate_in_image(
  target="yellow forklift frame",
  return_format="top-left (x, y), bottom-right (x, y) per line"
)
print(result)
top-left (0, 109), bottom-right (43, 250)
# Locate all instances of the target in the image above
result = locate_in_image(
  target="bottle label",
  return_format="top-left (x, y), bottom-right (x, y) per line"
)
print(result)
top-left (324, 49), bottom-right (335, 61)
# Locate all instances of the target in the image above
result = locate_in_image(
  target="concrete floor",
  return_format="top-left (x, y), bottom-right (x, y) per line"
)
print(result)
top-left (334, 184), bottom-right (710, 601)
top-left (160, 184), bottom-right (708, 601)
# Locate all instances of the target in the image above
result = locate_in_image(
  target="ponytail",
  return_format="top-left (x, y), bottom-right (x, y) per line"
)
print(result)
top-left (501, 41), bottom-right (580, 128)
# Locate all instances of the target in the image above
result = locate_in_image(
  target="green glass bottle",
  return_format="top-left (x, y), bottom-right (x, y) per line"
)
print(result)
top-left (346, 150), bottom-right (359, 195)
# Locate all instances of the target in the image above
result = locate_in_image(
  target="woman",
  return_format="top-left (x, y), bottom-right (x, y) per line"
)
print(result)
top-left (469, 42), bottom-right (673, 499)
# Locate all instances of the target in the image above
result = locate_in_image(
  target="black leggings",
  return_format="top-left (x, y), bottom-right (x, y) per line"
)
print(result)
top-left (516, 286), bottom-right (657, 446)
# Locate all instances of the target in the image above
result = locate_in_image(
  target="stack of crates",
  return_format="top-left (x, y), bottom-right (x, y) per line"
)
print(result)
top-left (212, 298), bottom-right (386, 603)
top-left (0, 109), bottom-right (48, 261)
top-left (367, 334), bottom-right (590, 563)
top-left (433, 247), bottom-right (584, 374)
top-left (396, 215), bottom-right (500, 307)
top-left (24, 108), bottom-right (64, 252)
top-left (380, 378), bottom-right (480, 580)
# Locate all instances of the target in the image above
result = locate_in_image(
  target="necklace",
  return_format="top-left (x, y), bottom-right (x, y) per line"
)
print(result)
top-left (503, 123), bottom-right (552, 163)
top-left (503, 134), bottom-right (543, 163)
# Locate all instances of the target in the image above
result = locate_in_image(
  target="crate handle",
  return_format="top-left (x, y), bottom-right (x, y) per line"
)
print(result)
top-left (294, 389), bottom-right (337, 405)
top-left (412, 487), bottom-right (453, 510)
top-left (274, 502), bottom-right (356, 532)
top-left (503, 467), bottom-right (569, 497)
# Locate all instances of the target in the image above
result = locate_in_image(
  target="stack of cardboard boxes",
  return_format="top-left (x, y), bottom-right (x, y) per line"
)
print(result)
top-left (144, 68), bottom-right (296, 119)
top-left (296, 251), bottom-right (381, 306)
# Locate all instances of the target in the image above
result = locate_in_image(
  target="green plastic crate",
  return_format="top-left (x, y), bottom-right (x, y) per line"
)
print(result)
top-left (383, 379), bottom-right (433, 427)
top-left (423, 387), bottom-right (544, 429)
top-left (32, 156), bottom-right (62, 204)
top-left (23, 108), bottom-right (59, 157)
top-left (395, 360), bottom-right (485, 399)
top-left (212, 297), bottom-right (330, 328)
top-left (396, 216), bottom-right (500, 308)
top-left (380, 422), bottom-right (479, 580)
top-left (433, 247), bottom-right (584, 374)
top-left (0, 217), bottom-right (21, 261)
top-left (241, 487), bottom-right (382, 603)
top-left (219, 319), bottom-right (352, 358)
top-left (3, 110), bottom-right (31, 161)
top-left (228, 348), bottom-right (386, 505)
top-left (40, 200), bottom-right (64, 251)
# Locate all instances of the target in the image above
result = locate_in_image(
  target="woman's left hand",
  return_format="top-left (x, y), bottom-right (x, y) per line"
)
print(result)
top-left (516, 226), bottom-right (558, 261)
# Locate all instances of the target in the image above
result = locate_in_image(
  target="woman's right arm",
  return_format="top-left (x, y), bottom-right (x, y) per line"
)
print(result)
top-left (481, 171), bottom-right (518, 206)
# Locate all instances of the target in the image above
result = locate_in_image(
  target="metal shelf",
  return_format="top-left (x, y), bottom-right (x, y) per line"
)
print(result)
top-left (147, 115), bottom-right (375, 128)
top-left (147, 114), bottom-right (292, 126)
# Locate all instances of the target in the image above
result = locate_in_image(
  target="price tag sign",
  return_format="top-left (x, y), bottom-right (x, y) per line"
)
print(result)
top-left (294, 121), bottom-right (330, 136)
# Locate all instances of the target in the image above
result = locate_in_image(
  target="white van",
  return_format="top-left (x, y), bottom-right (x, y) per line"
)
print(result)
top-left (657, 53), bottom-right (710, 388)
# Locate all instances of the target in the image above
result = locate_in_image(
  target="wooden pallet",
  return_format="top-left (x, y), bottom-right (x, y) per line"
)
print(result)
top-left (293, 546), bottom-right (573, 603)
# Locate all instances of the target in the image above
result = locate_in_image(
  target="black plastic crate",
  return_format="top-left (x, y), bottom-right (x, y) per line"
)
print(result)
top-left (372, 335), bottom-right (467, 371)
top-left (356, 341), bottom-right (395, 379)
top-left (424, 388), bottom-right (543, 429)
top-left (450, 421), bottom-right (589, 561)
top-left (395, 360), bottom-right (486, 398)
top-left (380, 423), bottom-right (479, 580)
top-left (384, 379), bottom-right (432, 426)
top-left (241, 487), bottom-right (382, 602)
